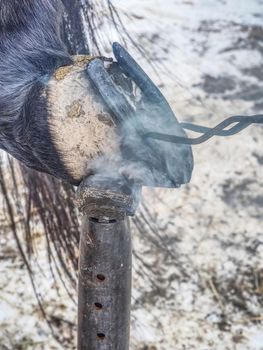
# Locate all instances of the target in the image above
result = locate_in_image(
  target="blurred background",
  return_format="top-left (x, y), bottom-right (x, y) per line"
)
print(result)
top-left (0, 0), bottom-right (262, 349)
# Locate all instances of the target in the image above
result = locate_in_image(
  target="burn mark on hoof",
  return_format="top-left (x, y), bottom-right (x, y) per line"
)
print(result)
top-left (53, 65), bottom-right (73, 81)
top-left (67, 100), bottom-right (85, 119)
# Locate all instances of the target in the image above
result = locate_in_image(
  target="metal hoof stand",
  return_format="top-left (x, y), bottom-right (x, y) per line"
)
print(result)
top-left (77, 176), bottom-right (140, 349)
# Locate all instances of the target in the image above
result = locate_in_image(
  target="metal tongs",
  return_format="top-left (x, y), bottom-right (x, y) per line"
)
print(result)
top-left (86, 42), bottom-right (194, 188)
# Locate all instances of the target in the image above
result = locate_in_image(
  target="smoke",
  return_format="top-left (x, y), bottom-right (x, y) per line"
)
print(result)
top-left (88, 78), bottom-right (194, 189)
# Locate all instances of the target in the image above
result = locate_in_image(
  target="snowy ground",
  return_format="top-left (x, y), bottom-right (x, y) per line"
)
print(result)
top-left (0, 0), bottom-right (263, 349)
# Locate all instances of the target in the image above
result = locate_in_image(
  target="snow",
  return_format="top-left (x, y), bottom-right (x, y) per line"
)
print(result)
top-left (0, 0), bottom-right (263, 349)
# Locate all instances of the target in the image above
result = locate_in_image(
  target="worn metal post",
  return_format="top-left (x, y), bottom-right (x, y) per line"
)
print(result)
top-left (76, 176), bottom-right (140, 350)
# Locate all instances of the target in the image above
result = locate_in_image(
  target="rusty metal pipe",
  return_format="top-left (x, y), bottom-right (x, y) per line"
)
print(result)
top-left (76, 175), bottom-right (139, 350)
top-left (77, 216), bottom-right (132, 350)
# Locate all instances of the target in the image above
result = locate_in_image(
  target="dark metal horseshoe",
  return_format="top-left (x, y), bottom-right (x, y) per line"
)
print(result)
top-left (112, 42), bottom-right (176, 120)
top-left (87, 58), bottom-right (135, 126)
top-left (85, 43), bottom-right (194, 188)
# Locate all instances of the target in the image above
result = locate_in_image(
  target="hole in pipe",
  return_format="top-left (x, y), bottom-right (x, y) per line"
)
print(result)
top-left (97, 333), bottom-right (105, 340)
top-left (94, 302), bottom-right (103, 309)
top-left (89, 217), bottom-right (99, 223)
top-left (97, 274), bottom-right (105, 282)
top-left (89, 217), bottom-right (117, 224)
